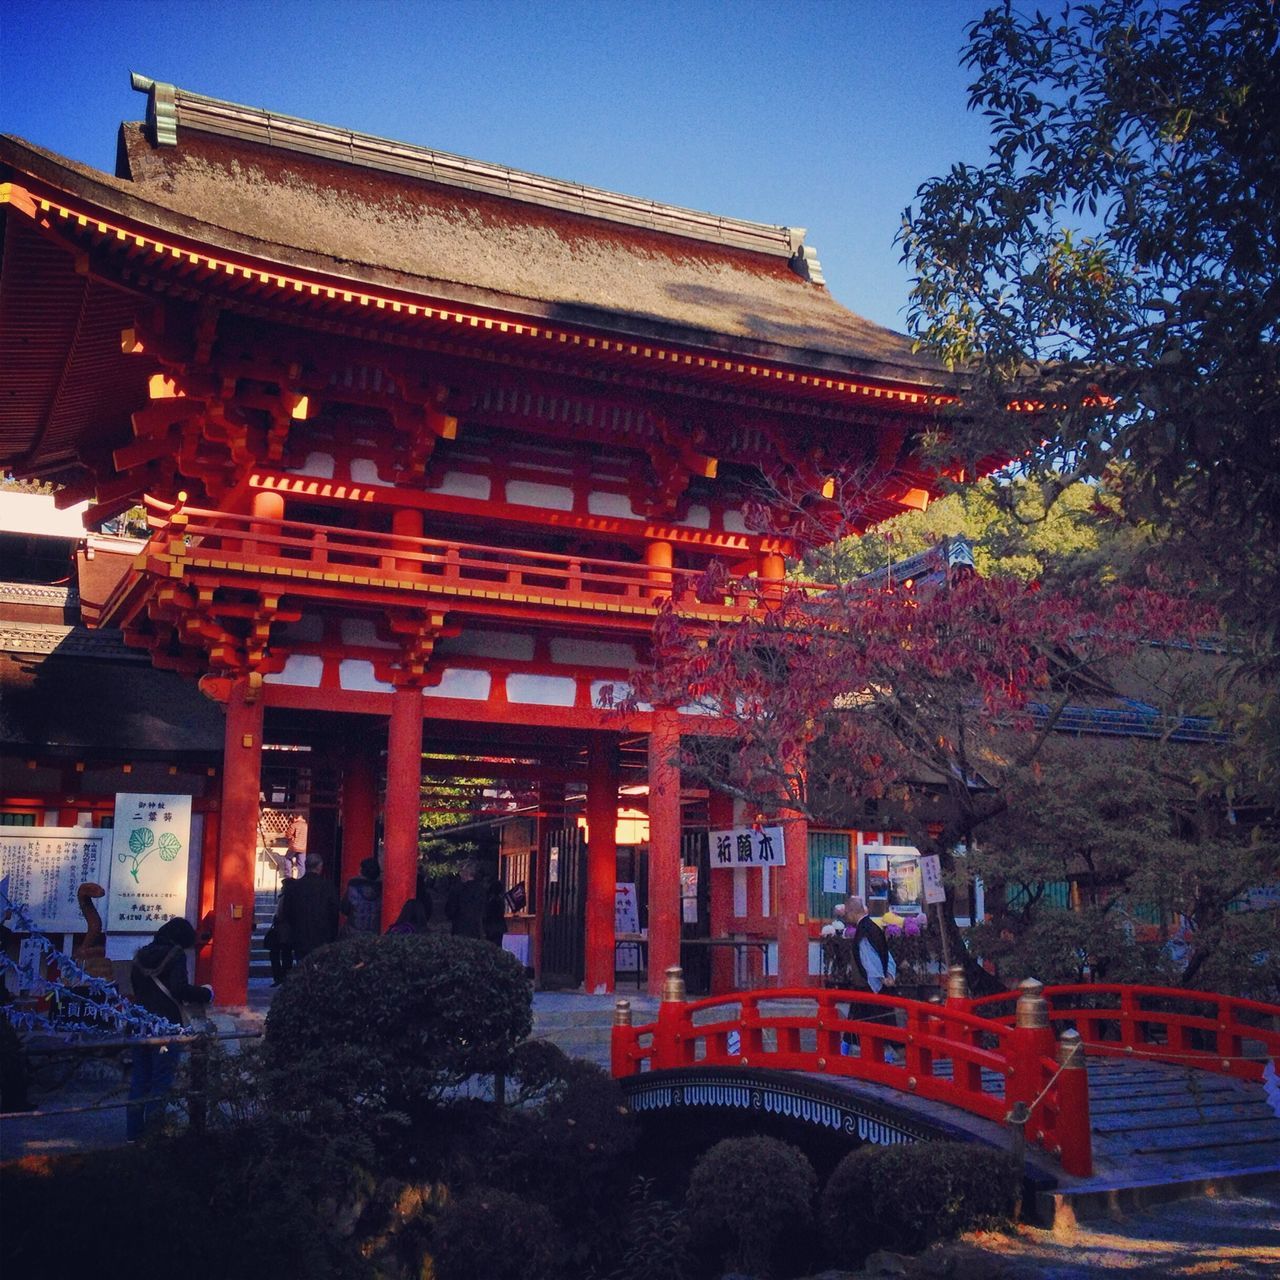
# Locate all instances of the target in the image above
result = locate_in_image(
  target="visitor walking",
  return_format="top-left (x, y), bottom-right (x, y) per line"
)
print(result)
top-left (277, 852), bottom-right (340, 960)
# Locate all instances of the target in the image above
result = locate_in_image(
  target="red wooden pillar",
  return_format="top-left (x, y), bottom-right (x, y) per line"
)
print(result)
top-left (584, 732), bottom-right (620, 994)
top-left (251, 489), bottom-right (284, 558)
top-left (777, 809), bottom-right (810, 987)
top-left (340, 740), bottom-right (378, 887)
top-left (645, 539), bottom-right (673, 599)
top-left (758, 550), bottom-right (785, 604)
top-left (210, 678), bottom-right (263, 1006)
top-left (647, 709), bottom-right (681, 996)
top-left (381, 688), bottom-right (423, 931)
top-left (708, 790), bottom-right (735, 994)
top-left (195, 806), bottom-right (220, 985)
top-left (392, 508), bottom-right (423, 573)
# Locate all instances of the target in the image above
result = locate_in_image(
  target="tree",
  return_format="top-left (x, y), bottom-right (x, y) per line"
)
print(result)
top-left (898, 0), bottom-right (1280, 786)
top-left (804, 475), bottom-right (1155, 588)
top-left (967, 732), bottom-right (1279, 998)
top-left (625, 570), bottom-right (1205, 992)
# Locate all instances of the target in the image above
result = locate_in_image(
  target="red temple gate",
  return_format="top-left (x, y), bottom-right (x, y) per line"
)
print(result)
top-left (0, 77), bottom-right (957, 1003)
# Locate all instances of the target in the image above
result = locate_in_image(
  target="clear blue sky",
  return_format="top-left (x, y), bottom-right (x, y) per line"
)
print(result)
top-left (0, 0), bottom-right (995, 333)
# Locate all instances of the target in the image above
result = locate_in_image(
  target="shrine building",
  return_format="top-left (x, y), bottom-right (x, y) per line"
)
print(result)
top-left (0, 76), bottom-right (957, 1003)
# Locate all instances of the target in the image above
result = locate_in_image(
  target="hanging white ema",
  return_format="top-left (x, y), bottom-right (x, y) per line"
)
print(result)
top-left (710, 825), bottom-right (786, 869)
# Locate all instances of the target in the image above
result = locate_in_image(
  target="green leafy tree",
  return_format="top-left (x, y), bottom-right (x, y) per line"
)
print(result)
top-left (898, 0), bottom-right (1280, 792)
top-left (969, 733), bottom-right (1279, 998)
top-left (805, 476), bottom-right (1154, 588)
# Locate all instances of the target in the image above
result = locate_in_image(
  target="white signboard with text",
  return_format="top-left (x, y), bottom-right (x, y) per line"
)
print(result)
top-left (106, 794), bottom-right (193, 932)
top-left (920, 854), bottom-right (947, 905)
top-left (0, 826), bottom-right (111, 932)
top-left (710, 825), bottom-right (786, 869)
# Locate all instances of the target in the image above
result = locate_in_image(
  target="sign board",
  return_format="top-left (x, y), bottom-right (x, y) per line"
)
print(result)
top-left (0, 826), bottom-right (111, 932)
top-left (106, 794), bottom-right (193, 932)
top-left (920, 854), bottom-right (946, 905)
top-left (615, 882), bottom-right (640, 934)
top-left (547, 846), bottom-right (560, 884)
top-left (710, 825), bottom-right (786, 869)
top-left (822, 856), bottom-right (849, 895)
top-left (680, 865), bottom-right (699, 924)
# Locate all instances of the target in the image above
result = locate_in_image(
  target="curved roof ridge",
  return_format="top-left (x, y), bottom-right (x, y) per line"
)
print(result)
top-left (131, 73), bottom-right (809, 262)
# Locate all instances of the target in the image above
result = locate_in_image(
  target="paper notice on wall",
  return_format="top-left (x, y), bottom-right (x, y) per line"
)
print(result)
top-left (680, 865), bottom-right (698, 924)
top-left (615, 882), bottom-right (640, 934)
top-left (822, 856), bottom-right (849, 895)
top-left (0, 826), bottom-right (111, 932)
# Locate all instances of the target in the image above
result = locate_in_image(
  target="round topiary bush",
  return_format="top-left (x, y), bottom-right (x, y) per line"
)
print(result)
top-left (263, 932), bottom-right (532, 1117)
top-left (821, 1140), bottom-right (1018, 1262)
top-left (430, 1186), bottom-right (561, 1280)
top-left (685, 1134), bottom-right (817, 1279)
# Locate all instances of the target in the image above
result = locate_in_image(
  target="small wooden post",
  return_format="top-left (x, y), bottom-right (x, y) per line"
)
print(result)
top-left (655, 966), bottom-right (689, 1068)
top-left (610, 998), bottom-right (634, 1078)
top-left (1009, 978), bottom-right (1055, 1137)
top-left (1055, 1028), bottom-right (1093, 1177)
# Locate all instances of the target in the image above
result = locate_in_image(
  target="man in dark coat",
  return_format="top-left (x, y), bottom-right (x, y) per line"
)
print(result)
top-left (445, 861), bottom-right (487, 940)
top-left (128, 916), bottom-right (213, 1139)
top-left (278, 851), bottom-right (341, 959)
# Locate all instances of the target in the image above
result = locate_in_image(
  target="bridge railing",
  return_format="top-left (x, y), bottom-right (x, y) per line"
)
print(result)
top-left (963, 983), bottom-right (1280, 1082)
top-left (612, 969), bottom-right (1092, 1176)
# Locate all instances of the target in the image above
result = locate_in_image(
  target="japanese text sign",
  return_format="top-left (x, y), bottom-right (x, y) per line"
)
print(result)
top-left (106, 793), bottom-right (193, 932)
top-left (0, 826), bottom-right (110, 932)
top-left (709, 825), bottom-right (786, 869)
top-left (920, 854), bottom-right (946, 905)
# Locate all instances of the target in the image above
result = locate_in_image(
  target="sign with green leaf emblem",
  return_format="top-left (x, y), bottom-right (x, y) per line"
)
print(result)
top-left (106, 793), bottom-right (193, 931)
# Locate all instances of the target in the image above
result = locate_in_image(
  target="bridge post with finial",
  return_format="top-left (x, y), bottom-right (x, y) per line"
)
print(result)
top-left (1008, 978), bottom-right (1057, 1134)
top-left (611, 999), bottom-right (635, 1077)
top-left (655, 966), bottom-right (690, 1069)
top-left (1055, 1028), bottom-right (1093, 1176)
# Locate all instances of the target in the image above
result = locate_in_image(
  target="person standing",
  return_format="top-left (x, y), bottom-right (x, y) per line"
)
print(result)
top-left (278, 851), bottom-right (340, 960)
top-left (445, 861), bottom-right (487, 940)
top-left (840, 897), bottom-right (898, 1058)
top-left (843, 896), bottom-right (897, 996)
top-left (127, 917), bottom-right (213, 1140)
top-left (340, 857), bottom-right (383, 936)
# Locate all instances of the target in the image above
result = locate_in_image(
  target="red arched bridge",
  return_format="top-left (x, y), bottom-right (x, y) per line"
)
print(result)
top-left (610, 971), bottom-right (1280, 1182)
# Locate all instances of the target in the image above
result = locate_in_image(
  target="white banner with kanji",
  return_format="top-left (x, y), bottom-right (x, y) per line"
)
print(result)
top-left (709, 825), bottom-right (786, 868)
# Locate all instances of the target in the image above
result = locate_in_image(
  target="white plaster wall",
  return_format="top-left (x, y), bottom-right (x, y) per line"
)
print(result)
top-left (422, 668), bottom-right (492, 700)
top-left (506, 673), bottom-right (576, 706)
top-left (263, 654), bottom-right (324, 687)
top-left (506, 480), bottom-right (574, 511)
top-left (339, 659), bottom-right (393, 692)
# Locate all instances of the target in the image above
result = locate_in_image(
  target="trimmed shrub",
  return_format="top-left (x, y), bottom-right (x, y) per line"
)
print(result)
top-left (821, 1141), bottom-right (1019, 1261)
top-left (0, 1127), bottom-right (373, 1279)
top-left (685, 1135), bottom-right (817, 1279)
top-left (263, 932), bottom-right (531, 1117)
top-left (494, 1061), bottom-right (639, 1273)
top-left (606, 1177), bottom-right (691, 1280)
top-left (430, 1187), bottom-right (561, 1280)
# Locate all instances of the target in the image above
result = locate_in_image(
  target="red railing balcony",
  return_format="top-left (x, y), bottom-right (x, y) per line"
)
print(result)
top-left (108, 497), bottom-right (825, 625)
